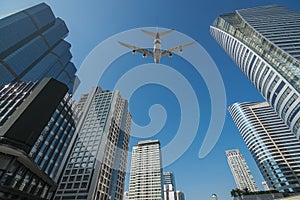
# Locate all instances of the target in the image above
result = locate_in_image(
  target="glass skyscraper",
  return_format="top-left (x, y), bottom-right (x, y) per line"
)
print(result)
top-left (225, 149), bottom-right (259, 192)
top-left (0, 3), bottom-right (78, 92)
top-left (163, 172), bottom-right (176, 200)
top-left (54, 87), bottom-right (131, 200)
top-left (28, 93), bottom-right (76, 182)
top-left (129, 140), bottom-right (164, 200)
top-left (175, 191), bottom-right (185, 200)
top-left (229, 102), bottom-right (300, 192)
top-left (211, 5), bottom-right (300, 137)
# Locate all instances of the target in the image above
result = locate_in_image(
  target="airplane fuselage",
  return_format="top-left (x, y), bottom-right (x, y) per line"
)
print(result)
top-left (153, 33), bottom-right (162, 63)
top-left (119, 28), bottom-right (195, 64)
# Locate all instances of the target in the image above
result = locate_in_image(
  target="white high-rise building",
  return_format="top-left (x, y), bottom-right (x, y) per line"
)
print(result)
top-left (123, 191), bottom-right (129, 200)
top-left (211, 5), bottom-right (300, 137)
top-left (262, 181), bottom-right (270, 191)
top-left (54, 87), bottom-right (132, 200)
top-left (226, 149), bottom-right (259, 192)
top-left (229, 102), bottom-right (300, 192)
top-left (128, 140), bottom-right (164, 200)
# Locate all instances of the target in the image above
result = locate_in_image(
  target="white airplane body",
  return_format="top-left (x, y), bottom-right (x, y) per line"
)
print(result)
top-left (119, 29), bottom-right (195, 64)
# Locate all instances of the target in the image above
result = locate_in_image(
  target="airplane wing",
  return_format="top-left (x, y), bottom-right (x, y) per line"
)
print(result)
top-left (118, 41), bottom-right (154, 57)
top-left (161, 41), bottom-right (196, 57)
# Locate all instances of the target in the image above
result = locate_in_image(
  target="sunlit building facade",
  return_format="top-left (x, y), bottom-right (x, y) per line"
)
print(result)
top-left (54, 88), bottom-right (131, 200)
top-left (229, 102), bottom-right (300, 192)
top-left (129, 140), bottom-right (164, 200)
top-left (211, 5), bottom-right (300, 137)
top-left (226, 149), bottom-right (259, 192)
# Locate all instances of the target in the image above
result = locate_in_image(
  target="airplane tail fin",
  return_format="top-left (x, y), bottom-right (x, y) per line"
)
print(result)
top-left (141, 29), bottom-right (156, 37)
top-left (159, 29), bottom-right (174, 37)
top-left (141, 28), bottom-right (174, 38)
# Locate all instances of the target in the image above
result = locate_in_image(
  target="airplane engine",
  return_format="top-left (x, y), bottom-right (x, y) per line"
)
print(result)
top-left (179, 48), bottom-right (183, 53)
top-left (132, 50), bottom-right (136, 54)
top-left (168, 53), bottom-right (172, 58)
top-left (142, 53), bottom-right (146, 58)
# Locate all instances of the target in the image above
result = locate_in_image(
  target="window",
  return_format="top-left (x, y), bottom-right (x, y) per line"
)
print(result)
top-left (83, 175), bottom-right (89, 181)
top-left (81, 182), bottom-right (87, 188)
top-left (76, 176), bottom-right (82, 181)
top-left (66, 183), bottom-right (72, 189)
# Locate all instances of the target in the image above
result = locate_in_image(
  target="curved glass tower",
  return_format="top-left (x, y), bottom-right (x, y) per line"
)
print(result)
top-left (211, 5), bottom-right (300, 137)
top-left (229, 102), bottom-right (300, 193)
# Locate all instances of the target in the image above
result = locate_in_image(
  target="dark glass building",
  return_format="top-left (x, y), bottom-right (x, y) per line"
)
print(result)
top-left (0, 3), bottom-right (78, 93)
top-left (0, 78), bottom-right (71, 199)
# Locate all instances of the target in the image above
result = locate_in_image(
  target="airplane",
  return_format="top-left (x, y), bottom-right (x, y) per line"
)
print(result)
top-left (118, 28), bottom-right (196, 64)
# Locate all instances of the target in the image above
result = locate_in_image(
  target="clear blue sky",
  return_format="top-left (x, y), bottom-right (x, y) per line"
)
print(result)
top-left (1, 1), bottom-right (300, 200)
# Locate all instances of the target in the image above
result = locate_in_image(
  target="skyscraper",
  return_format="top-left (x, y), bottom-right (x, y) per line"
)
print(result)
top-left (0, 78), bottom-right (70, 199)
top-left (54, 87), bottom-right (131, 200)
top-left (128, 140), bottom-right (164, 200)
top-left (163, 172), bottom-right (176, 200)
top-left (262, 181), bottom-right (270, 191)
top-left (211, 5), bottom-right (300, 137)
top-left (123, 191), bottom-right (129, 200)
top-left (163, 171), bottom-right (176, 186)
top-left (229, 102), bottom-right (300, 193)
top-left (225, 149), bottom-right (259, 192)
top-left (210, 194), bottom-right (218, 200)
top-left (0, 3), bottom-right (78, 92)
top-left (175, 191), bottom-right (185, 200)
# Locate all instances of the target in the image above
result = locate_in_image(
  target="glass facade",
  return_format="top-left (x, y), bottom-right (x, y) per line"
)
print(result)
top-left (0, 149), bottom-right (55, 199)
top-left (0, 79), bottom-right (74, 199)
top-left (175, 191), bottom-right (185, 200)
top-left (29, 94), bottom-right (76, 181)
top-left (129, 140), bottom-right (164, 200)
top-left (163, 172), bottom-right (176, 200)
top-left (229, 102), bottom-right (300, 192)
top-left (0, 3), bottom-right (78, 93)
top-left (0, 81), bottom-right (38, 126)
top-left (54, 88), bottom-right (131, 200)
top-left (225, 149), bottom-right (259, 192)
top-left (211, 5), bottom-right (300, 137)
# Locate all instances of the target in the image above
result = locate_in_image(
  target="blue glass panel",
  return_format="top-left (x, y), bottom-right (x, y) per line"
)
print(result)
top-left (3, 36), bottom-right (48, 75)
top-left (42, 19), bottom-right (68, 46)
top-left (271, 81), bottom-right (285, 105)
top-left (43, 61), bottom-right (64, 78)
top-left (0, 64), bottom-right (14, 86)
top-left (25, 3), bottom-right (55, 29)
top-left (22, 53), bottom-right (57, 82)
top-left (59, 51), bottom-right (72, 67)
top-left (56, 71), bottom-right (70, 84)
top-left (0, 12), bottom-right (36, 55)
top-left (65, 62), bottom-right (76, 77)
top-left (51, 40), bottom-right (71, 56)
